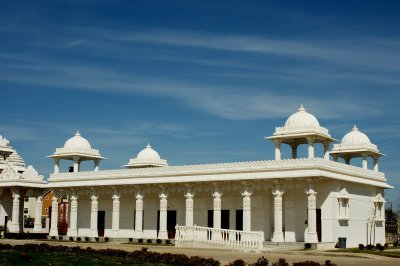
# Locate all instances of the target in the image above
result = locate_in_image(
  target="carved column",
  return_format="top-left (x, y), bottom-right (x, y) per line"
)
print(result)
top-left (90, 192), bottom-right (99, 237)
top-left (274, 140), bottom-right (282, 161)
top-left (67, 192), bottom-right (78, 237)
top-left (10, 188), bottom-right (21, 233)
top-left (184, 190), bottom-right (194, 226)
top-left (373, 157), bottom-right (379, 172)
top-left (362, 153), bottom-right (368, 169)
top-left (112, 190), bottom-right (120, 236)
top-left (135, 192), bottom-right (144, 237)
top-left (242, 190), bottom-right (252, 231)
top-left (73, 156), bottom-right (80, 173)
top-left (305, 187), bottom-right (318, 243)
top-left (158, 192), bottom-right (168, 239)
top-left (54, 158), bottom-right (60, 174)
top-left (323, 142), bottom-right (330, 160)
top-left (212, 191), bottom-right (222, 229)
top-left (49, 194), bottom-right (59, 236)
top-left (33, 195), bottom-right (43, 232)
top-left (291, 143), bottom-right (298, 159)
top-left (272, 185), bottom-right (284, 242)
top-left (307, 137), bottom-right (315, 159)
top-left (94, 159), bottom-right (100, 171)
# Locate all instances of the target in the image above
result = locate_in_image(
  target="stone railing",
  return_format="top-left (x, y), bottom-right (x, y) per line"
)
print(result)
top-left (175, 225), bottom-right (264, 250)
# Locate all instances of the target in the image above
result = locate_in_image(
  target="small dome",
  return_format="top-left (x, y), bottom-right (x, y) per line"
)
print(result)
top-left (341, 125), bottom-right (371, 145)
top-left (137, 143), bottom-right (161, 160)
top-left (7, 149), bottom-right (26, 172)
top-left (284, 105), bottom-right (320, 128)
top-left (64, 131), bottom-right (92, 150)
top-left (125, 143), bottom-right (167, 168)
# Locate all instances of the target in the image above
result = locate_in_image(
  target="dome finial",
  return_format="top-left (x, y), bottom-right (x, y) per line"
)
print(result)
top-left (75, 130), bottom-right (81, 136)
top-left (146, 142), bottom-right (151, 148)
top-left (352, 125), bottom-right (358, 131)
top-left (298, 104), bottom-right (306, 112)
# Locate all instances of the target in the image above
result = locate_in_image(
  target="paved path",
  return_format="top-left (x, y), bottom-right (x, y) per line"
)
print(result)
top-left (0, 239), bottom-right (399, 265)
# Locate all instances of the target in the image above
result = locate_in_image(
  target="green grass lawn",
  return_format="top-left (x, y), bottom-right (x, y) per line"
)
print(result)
top-left (331, 247), bottom-right (400, 258)
top-left (0, 250), bottom-right (148, 266)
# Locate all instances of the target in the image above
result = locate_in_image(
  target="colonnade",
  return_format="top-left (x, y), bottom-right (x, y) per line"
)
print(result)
top-left (45, 184), bottom-right (319, 243)
top-left (274, 138), bottom-right (331, 161)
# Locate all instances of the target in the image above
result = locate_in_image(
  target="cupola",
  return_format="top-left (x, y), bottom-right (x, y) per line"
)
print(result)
top-left (124, 143), bottom-right (168, 168)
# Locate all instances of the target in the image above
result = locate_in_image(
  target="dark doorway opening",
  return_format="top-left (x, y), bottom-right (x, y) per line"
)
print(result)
top-left (236, 210), bottom-right (243, 231)
top-left (157, 210), bottom-right (177, 239)
top-left (97, 211), bottom-right (105, 237)
top-left (317, 209), bottom-right (322, 242)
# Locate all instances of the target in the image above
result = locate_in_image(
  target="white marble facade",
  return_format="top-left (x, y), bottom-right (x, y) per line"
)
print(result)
top-left (0, 106), bottom-right (391, 248)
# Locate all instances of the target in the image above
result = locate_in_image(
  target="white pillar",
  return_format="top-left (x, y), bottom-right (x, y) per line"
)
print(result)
top-left (10, 188), bottom-right (21, 233)
top-left (112, 191), bottom-right (120, 236)
top-left (307, 137), bottom-right (315, 159)
top-left (94, 159), bottom-right (100, 171)
top-left (73, 156), bottom-right (79, 173)
top-left (90, 192), bottom-right (99, 237)
top-left (373, 157), bottom-right (379, 172)
top-left (54, 158), bottom-right (60, 174)
top-left (333, 155), bottom-right (338, 162)
top-left (323, 142), bottom-right (330, 160)
top-left (33, 195), bottom-right (43, 232)
top-left (305, 187), bottom-right (318, 243)
top-left (212, 191), bottom-right (222, 229)
top-left (49, 194), bottom-right (59, 237)
top-left (67, 192), bottom-right (78, 237)
top-left (271, 186), bottom-right (284, 242)
top-left (362, 153), bottom-right (368, 169)
top-left (242, 190), bottom-right (252, 231)
top-left (135, 193), bottom-right (144, 237)
top-left (158, 192), bottom-right (168, 239)
top-left (184, 191), bottom-right (194, 227)
top-left (345, 157), bottom-right (351, 165)
top-left (274, 140), bottom-right (282, 161)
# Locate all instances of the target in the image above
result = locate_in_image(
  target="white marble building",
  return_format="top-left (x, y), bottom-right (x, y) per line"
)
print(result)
top-left (0, 106), bottom-right (392, 249)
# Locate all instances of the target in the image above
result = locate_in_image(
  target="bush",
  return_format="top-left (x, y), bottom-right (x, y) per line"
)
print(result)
top-left (292, 261), bottom-right (320, 266)
top-left (376, 243), bottom-right (384, 251)
top-left (76, 237), bottom-right (81, 241)
top-left (271, 258), bottom-right (289, 266)
top-left (129, 238), bottom-right (133, 242)
top-left (304, 243), bottom-right (312, 249)
top-left (156, 239), bottom-right (162, 244)
top-left (69, 236), bottom-right (74, 241)
top-left (51, 236), bottom-right (56, 240)
top-left (138, 238), bottom-right (143, 243)
top-left (384, 243), bottom-right (388, 248)
top-left (358, 243), bottom-right (364, 250)
top-left (146, 239), bottom-right (152, 244)
top-left (366, 244), bottom-right (374, 250)
top-left (166, 240), bottom-right (171, 245)
top-left (251, 256), bottom-right (268, 266)
top-left (84, 237), bottom-right (89, 242)
top-left (227, 259), bottom-right (246, 266)
top-left (95, 237), bottom-right (99, 242)
top-left (105, 237), bottom-right (109, 242)
top-left (324, 260), bottom-right (337, 266)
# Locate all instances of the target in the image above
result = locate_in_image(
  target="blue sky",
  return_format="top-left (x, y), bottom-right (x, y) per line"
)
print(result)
top-left (1, 1), bottom-right (400, 204)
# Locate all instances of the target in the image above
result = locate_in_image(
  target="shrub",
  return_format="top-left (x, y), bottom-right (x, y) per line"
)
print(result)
top-left (138, 238), bottom-right (143, 243)
top-left (394, 242), bottom-right (398, 247)
top-left (105, 237), bottom-right (110, 242)
top-left (376, 243), bottom-right (384, 251)
top-left (51, 236), bottom-right (56, 240)
top-left (84, 237), bottom-right (89, 242)
top-left (146, 239), bottom-right (152, 244)
top-left (58, 236), bottom-right (63, 240)
top-left (76, 237), bottom-right (81, 241)
top-left (129, 238), bottom-right (133, 242)
top-left (166, 240), bottom-right (171, 245)
top-left (304, 243), bottom-right (312, 249)
top-left (271, 258), bottom-right (289, 266)
top-left (366, 244), bottom-right (374, 250)
top-left (227, 259), bottom-right (246, 266)
top-left (95, 237), bottom-right (99, 242)
top-left (292, 261), bottom-right (320, 266)
top-left (358, 243), bottom-right (364, 250)
top-left (69, 236), bottom-right (74, 241)
top-left (156, 239), bottom-right (162, 244)
top-left (324, 260), bottom-right (337, 266)
top-left (384, 243), bottom-right (388, 248)
top-left (251, 256), bottom-right (268, 266)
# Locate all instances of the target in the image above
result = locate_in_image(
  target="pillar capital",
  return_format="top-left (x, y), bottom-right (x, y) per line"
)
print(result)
top-left (306, 136), bottom-right (315, 143)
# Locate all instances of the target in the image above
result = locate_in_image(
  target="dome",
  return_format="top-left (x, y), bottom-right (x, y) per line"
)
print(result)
top-left (64, 131), bottom-right (92, 150)
top-left (137, 143), bottom-right (161, 160)
top-left (7, 149), bottom-right (26, 172)
top-left (284, 105), bottom-right (320, 128)
top-left (341, 125), bottom-right (371, 145)
top-left (125, 143), bottom-right (168, 168)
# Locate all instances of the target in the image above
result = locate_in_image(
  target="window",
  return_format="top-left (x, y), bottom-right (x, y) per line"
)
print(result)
top-left (24, 208), bottom-right (29, 214)
top-left (337, 188), bottom-right (349, 221)
top-left (24, 197), bottom-right (29, 202)
top-left (45, 208), bottom-right (48, 213)
top-left (373, 193), bottom-right (385, 222)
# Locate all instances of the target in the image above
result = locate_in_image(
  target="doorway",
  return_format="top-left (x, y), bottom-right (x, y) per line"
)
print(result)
top-left (317, 209), bottom-right (321, 242)
top-left (207, 210), bottom-right (230, 229)
top-left (97, 211), bottom-right (105, 237)
top-left (236, 210), bottom-right (243, 231)
top-left (157, 210), bottom-right (177, 239)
